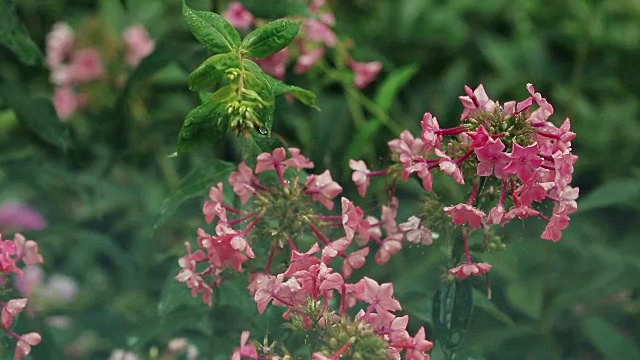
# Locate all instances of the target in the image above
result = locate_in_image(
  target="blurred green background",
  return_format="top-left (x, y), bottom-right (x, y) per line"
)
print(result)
top-left (1, 0), bottom-right (639, 359)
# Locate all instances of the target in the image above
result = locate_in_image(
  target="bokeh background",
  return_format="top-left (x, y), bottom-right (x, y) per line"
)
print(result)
top-left (1, 0), bottom-right (639, 359)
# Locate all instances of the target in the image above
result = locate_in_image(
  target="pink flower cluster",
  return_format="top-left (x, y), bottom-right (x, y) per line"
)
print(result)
top-left (351, 84), bottom-right (579, 279)
top-left (46, 22), bottom-right (155, 120)
top-left (0, 233), bottom-right (44, 359)
top-left (0, 202), bottom-right (47, 233)
top-left (221, 1), bottom-right (381, 88)
top-left (235, 258), bottom-right (433, 359)
top-left (176, 147), bottom-right (429, 306)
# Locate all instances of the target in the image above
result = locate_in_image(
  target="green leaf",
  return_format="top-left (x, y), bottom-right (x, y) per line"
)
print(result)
top-left (472, 289), bottom-right (515, 328)
top-left (240, 19), bottom-right (301, 58)
top-left (432, 279), bottom-right (474, 351)
top-left (188, 52), bottom-right (241, 91)
top-left (270, 76), bottom-right (319, 109)
top-left (373, 64), bottom-right (419, 112)
top-left (176, 85), bottom-right (236, 153)
top-left (583, 316), bottom-right (640, 360)
top-left (0, 0), bottom-right (43, 66)
top-left (505, 279), bottom-right (543, 320)
top-left (242, 60), bottom-right (276, 135)
top-left (345, 120), bottom-right (381, 160)
top-left (578, 177), bottom-right (640, 212)
top-left (182, 1), bottom-right (241, 54)
top-left (154, 159), bottom-right (236, 228)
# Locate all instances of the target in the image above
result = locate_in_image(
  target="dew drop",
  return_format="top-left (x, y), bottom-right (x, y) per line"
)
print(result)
top-left (258, 127), bottom-right (268, 135)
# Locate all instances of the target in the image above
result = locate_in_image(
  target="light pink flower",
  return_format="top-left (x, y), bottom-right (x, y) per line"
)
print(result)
top-left (375, 234), bottom-right (402, 265)
top-left (282, 147), bottom-right (314, 170)
top-left (1, 298), bottom-right (27, 328)
top-left (541, 213), bottom-right (570, 242)
top-left (304, 170), bottom-right (343, 210)
top-left (388, 130), bottom-right (425, 165)
top-left (348, 60), bottom-right (382, 89)
top-left (46, 22), bottom-right (74, 69)
top-left (503, 143), bottom-right (543, 184)
top-left (421, 112), bottom-right (441, 150)
top-left (449, 262), bottom-right (492, 279)
top-left (255, 48), bottom-right (290, 80)
top-left (443, 203), bottom-right (486, 229)
top-left (359, 277), bottom-right (402, 313)
top-left (223, 2), bottom-right (255, 30)
top-left (202, 182), bottom-right (226, 223)
top-left (122, 25), bottom-right (155, 67)
top-left (69, 48), bottom-right (104, 83)
top-left (295, 46), bottom-right (324, 74)
top-left (14, 265), bottom-right (44, 298)
top-left (230, 331), bottom-right (258, 360)
top-left (458, 84), bottom-right (495, 120)
top-left (435, 149), bottom-right (464, 184)
top-left (304, 19), bottom-right (337, 47)
top-left (15, 332), bottom-right (41, 360)
top-left (341, 198), bottom-right (368, 241)
top-left (349, 159), bottom-right (371, 196)
top-left (13, 233), bottom-right (43, 266)
top-left (228, 162), bottom-right (259, 203)
top-left (53, 86), bottom-right (87, 120)
top-left (399, 216), bottom-right (432, 245)
top-left (474, 138), bottom-right (509, 179)
top-left (0, 202), bottom-right (47, 232)
top-left (342, 247), bottom-right (369, 278)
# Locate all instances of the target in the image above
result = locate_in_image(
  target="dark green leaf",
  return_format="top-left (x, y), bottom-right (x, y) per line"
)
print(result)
top-left (188, 52), bottom-right (241, 91)
top-left (345, 120), bottom-right (381, 160)
top-left (155, 158), bottom-right (235, 228)
top-left (0, 0), bottom-right (43, 66)
top-left (472, 289), bottom-right (515, 328)
top-left (240, 19), bottom-right (301, 58)
top-left (374, 64), bottom-right (419, 112)
top-left (10, 94), bottom-right (72, 151)
top-left (583, 316), bottom-right (640, 360)
top-left (505, 279), bottom-right (543, 320)
top-left (432, 279), bottom-right (474, 351)
top-left (182, 1), bottom-right (241, 54)
top-left (270, 76), bottom-right (319, 109)
top-left (578, 177), bottom-right (640, 212)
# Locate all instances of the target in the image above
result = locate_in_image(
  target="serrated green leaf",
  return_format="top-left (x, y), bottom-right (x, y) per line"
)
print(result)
top-left (0, 0), bottom-right (43, 66)
top-left (433, 279), bottom-right (474, 351)
top-left (155, 159), bottom-right (236, 228)
top-left (240, 19), bottom-right (301, 58)
top-left (188, 52), bottom-right (241, 91)
top-left (374, 64), bottom-right (419, 112)
top-left (182, 1), bottom-right (241, 54)
top-left (270, 76), bottom-right (319, 109)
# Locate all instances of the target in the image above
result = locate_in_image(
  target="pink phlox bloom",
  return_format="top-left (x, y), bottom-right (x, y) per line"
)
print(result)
top-left (399, 216), bottom-right (432, 245)
top-left (381, 198), bottom-right (399, 235)
top-left (247, 272), bottom-right (272, 296)
top-left (527, 83), bottom-right (554, 114)
top-left (255, 48), bottom-right (290, 80)
top-left (375, 233), bottom-right (403, 265)
top-left (222, 1), bottom-right (255, 30)
top-left (365, 215), bottom-right (382, 244)
top-left (349, 159), bottom-right (371, 197)
top-left (474, 138), bottom-right (509, 179)
top-left (487, 204), bottom-right (505, 225)
top-left (321, 237), bottom-right (351, 264)
top-left (556, 118), bottom-right (576, 150)
top-left (420, 113), bottom-right (441, 150)
top-left (304, 19), bottom-right (337, 47)
top-left (318, 11), bottom-right (335, 26)
top-left (203, 182), bottom-right (227, 223)
top-left (459, 84), bottom-right (495, 120)
top-left (14, 332), bottom-right (41, 360)
top-left (122, 25), bottom-right (155, 67)
top-left (253, 274), bottom-right (282, 313)
top-left (467, 125), bottom-right (492, 149)
top-left (46, 22), bottom-right (74, 69)
top-left (404, 161), bottom-right (433, 191)
top-left (284, 243), bottom-right (321, 277)
top-left (552, 150), bottom-right (578, 189)
top-left (552, 185), bottom-right (579, 215)
top-left (283, 147), bottom-right (315, 170)
top-left (515, 182), bottom-right (553, 207)
top-left (449, 262), bottom-right (492, 279)
top-left (343, 281), bottom-right (365, 310)
top-left (443, 203), bottom-right (486, 229)
top-left (13, 233), bottom-right (43, 266)
top-left (0, 237), bottom-right (20, 275)
top-left (341, 198), bottom-right (370, 241)
top-left (502, 100), bottom-right (517, 116)
top-left (502, 206), bottom-right (540, 224)
top-left (255, 147), bottom-right (286, 174)
top-left (176, 242), bottom-right (211, 304)
top-left (360, 277), bottom-right (402, 312)
top-left (503, 143), bottom-right (543, 184)
top-left (349, 60), bottom-right (382, 89)
top-left (304, 170), bottom-right (343, 210)
top-left (541, 213), bottom-right (570, 242)
top-left (435, 149), bottom-right (464, 184)
top-left (229, 162), bottom-right (260, 203)
top-left (388, 130), bottom-right (424, 165)
top-left (2, 298), bottom-right (28, 328)
top-left (403, 327), bottom-right (434, 360)
top-left (0, 203), bottom-right (47, 232)
top-left (53, 86), bottom-right (87, 120)
top-left (231, 331), bottom-right (258, 360)
top-left (310, 0), bottom-right (326, 12)
top-left (294, 45), bottom-right (324, 74)
top-left (342, 247), bottom-right (369, 278)
top-left (69, 48), bottom-right (104, 83)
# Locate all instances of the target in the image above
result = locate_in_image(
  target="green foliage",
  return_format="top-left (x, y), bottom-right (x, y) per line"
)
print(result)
top-left (433, 279), bottom-right (474, 353)
top-left (240, 19), bottom-right (301, 58)
top-left (0, 0), bottom-right (43, 66)
top-left (182, 1), bottom-right (240, 54)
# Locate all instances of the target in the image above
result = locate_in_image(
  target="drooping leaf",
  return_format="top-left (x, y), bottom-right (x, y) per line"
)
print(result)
top-left (182, 1), bottom-right (241, 54)
top-left (578, 177), bottom-right (640, 212)
top-left (188, 52), bottom-right (241, 91)
top-left (432, 279), bottom-right (474, 352)
top-left (583, 316), bottom-right (640, 360)
top-left (270, 76), bottom-right (319, 109)
top-left (0, 0), bottom-right (43, 66)
top-left (240, 19), bottom-right (301, 58)
top-left (374, 64), bottom-right (419, 112)
top-left (154, 159), bottom-right (236, 228)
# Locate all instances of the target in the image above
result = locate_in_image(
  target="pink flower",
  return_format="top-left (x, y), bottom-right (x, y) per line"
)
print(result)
top-left (321, 237), bottom-right (351, 263)
top-left (202, 183), bottom-right (226, 223)
top-left (449, 262), bottom-right (492, 279)
top-left (443, 203), bottom-right (486, 229)
top-left (348, 60), bottom-right (382, 89)
top-left (435, 149), bottom-right (464, 184)
top-left (14, 265), bottom-right (44, 298)
top-left (420, 113), bottom-right (441, 150)
top-left (404, 327), bottom-right (434, 360)
top-left (228, 162), bottom-right (259, 203)
top-left (295, 46), bottom-right (324, 74)
top-left (0, 203), bottom-right (47, 232)
top-left (255, 48), bottom-right (290, 80)
top-left (541, 213), bottom-right (570, 242)
top-left (502, 206), bottom-right (540, 223)
top-left (13, 233), bottom-right (43, 266)
top-left (399, 216), bottom-right (432, 245)
top-left (223, 2), bottom-right (255, 30)
top-left (474, 138), bottom-right (510, 179)
top-left (15, 332), bottom-right (41, 360)
top-left (69, 48), bottom-right (104, 83)
top-left (304, 19), bottom-right (337, 47)
top-left (503, 143), bottom-right (543, 184)
top-left (487, 204), bottom-right (505, 225)
top-left (467, 125), bottom-right (492, 148)
top-left (122, 25), bottom-right (155, 67)
top-left (458, 84), bottom-right (495, 120)
top-left (284, 244), bottom-right (321, 277)
top-left (2, 298), bottom-right (27, 328)
top-left (388, 130), bottom-right (425, 165)
top-left (342, 247), bottom-right (369, 278)
top-left (282, 147), bottom-right (314, 170)
top-left (53, 87), bottom-right (87, 120)
top-left (46, 22), bottom-right (74, 69)
top-left (359, 277), bottom-right (402, 313)
top-left (230, 331), bottom-right (258, 360)
top-left (349, 160), bottom-right (370, 196)
top-left (304, 170), bottom-right (343, 210)
top-left (255, 147), bottom-right (286, 174)
top-left (341, 198), bottom-right (368, 241)
top-left (375, 234), bottom-right (402, 265)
